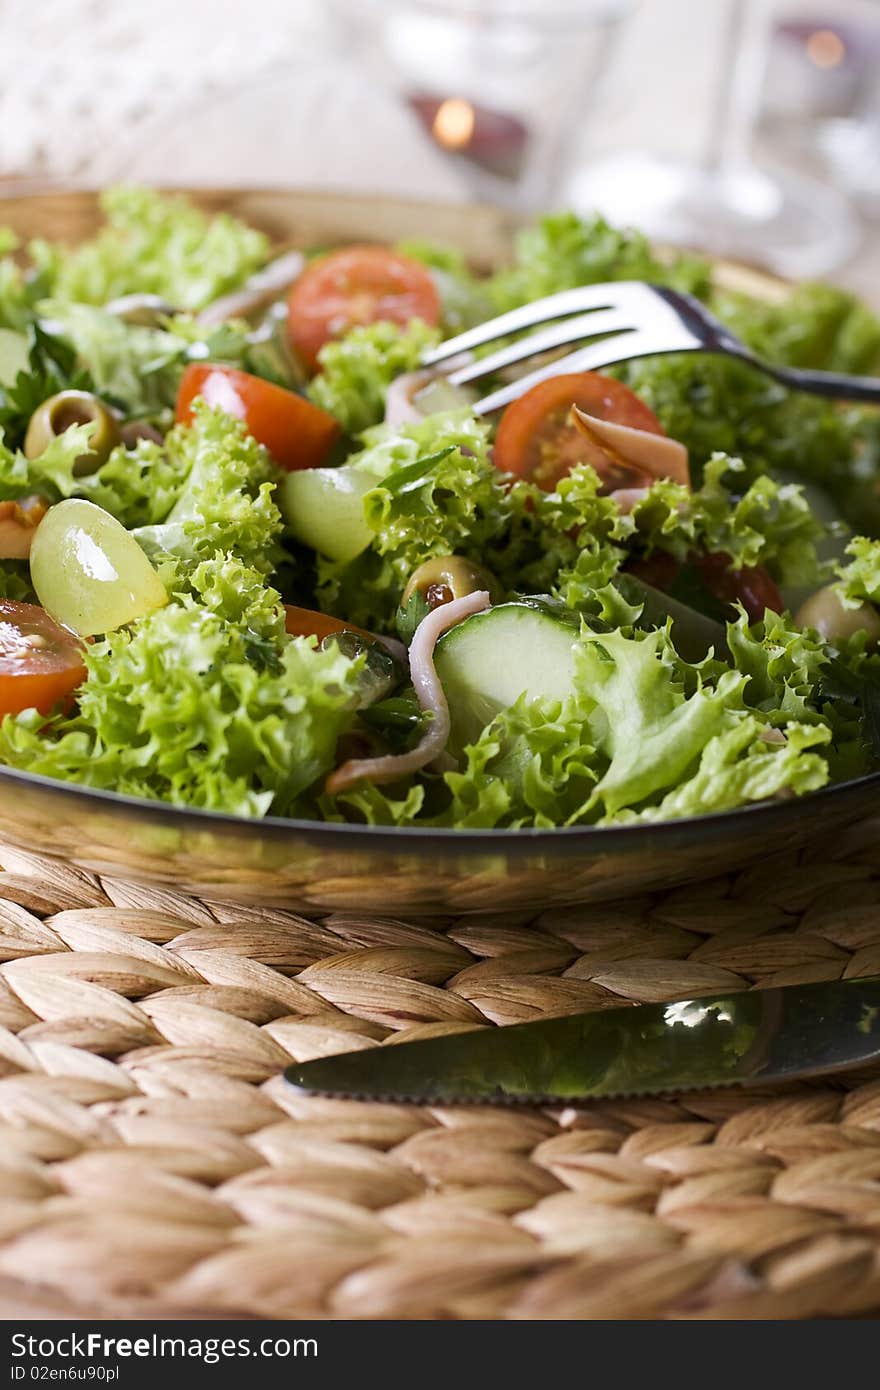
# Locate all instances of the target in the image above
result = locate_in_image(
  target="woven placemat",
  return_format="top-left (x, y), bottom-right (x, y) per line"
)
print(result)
top-left (1, 822), bottom-right (880, 1322)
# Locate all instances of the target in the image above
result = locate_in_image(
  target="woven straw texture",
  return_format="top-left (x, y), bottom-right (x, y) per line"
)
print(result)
top-left (2, 823), bottom-right (880, 1322)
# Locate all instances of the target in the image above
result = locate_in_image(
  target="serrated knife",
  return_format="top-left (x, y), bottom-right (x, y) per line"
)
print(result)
top-left (284, 977), bottom-right (880, 1105)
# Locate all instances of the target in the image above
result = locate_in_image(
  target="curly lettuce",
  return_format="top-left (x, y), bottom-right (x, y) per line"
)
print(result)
top-left (77, 435), bottom-right (191, 528)
top-left (0, 556), bottom-right (360, 817)
top-left (726, 608), bottom-right (829, 722)
top-left (487, 211), bottom-right (710, 312)
top-left (628, 718), bottom-right (830, 823)
top-left (443, 625), bottom-right (829, 829)
top-left (37, 302), bottom-right (185, 421)
top-left (0, 417), bottom-right (93, 502)
top-left (0, 322), bottom-right (93, 450)
top-left (31, 186), bottom-right (268, 311)
top-left (308, 319), bottom-right (437, 435)
top-left (126, 404), bottom-right (283, 575)
top-left (316, 411), bottom-right (521, 629)
top-left (40, 303), bottom-right (293, 425)
top-left (520, 464), bottom-right (630, 608)
top-left (836, 536), bottom-right (880, 607)
top-left (631, 453), bottom-right (825, 585)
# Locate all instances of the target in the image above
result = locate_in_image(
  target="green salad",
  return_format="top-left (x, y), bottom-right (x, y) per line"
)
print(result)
top-left (1, 184), bottom-right (880, 829)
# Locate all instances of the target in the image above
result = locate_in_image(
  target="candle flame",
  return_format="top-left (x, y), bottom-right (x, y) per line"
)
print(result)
top-left (806, 28), bottom-right (846, 69)
top-left (432, 98), bottom-right (475, 151)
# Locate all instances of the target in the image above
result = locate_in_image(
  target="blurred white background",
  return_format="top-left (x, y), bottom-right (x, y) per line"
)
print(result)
top-left (0, 0), bottom-right (878, 295)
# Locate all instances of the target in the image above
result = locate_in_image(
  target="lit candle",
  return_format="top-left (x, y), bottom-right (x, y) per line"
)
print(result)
top-left (408, 93), bottom-right (529, 179)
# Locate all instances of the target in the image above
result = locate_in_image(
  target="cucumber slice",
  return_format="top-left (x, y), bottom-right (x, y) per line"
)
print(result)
top-left (435, 598), bottom-right (583, 751)
top-left (278, 465), bottom-right (373, 564)
top-left (0, 329), bottom-right (29, 387)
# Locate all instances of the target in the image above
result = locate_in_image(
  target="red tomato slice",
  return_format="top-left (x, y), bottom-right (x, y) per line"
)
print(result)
top-left (0, 600), bottom-right (87, 718)
top-left (286, 246), bottom-right (441, 371)
top-left (693, 551), bottom-right (783, 623)
top-left (175, 363), bottom-right (340, 471)
top-left (284, 606), bottom-right (377, 645)
top-left (494, 371), bottom-right (665, 492)
top-left (629, 550), bottom-right (783, 624)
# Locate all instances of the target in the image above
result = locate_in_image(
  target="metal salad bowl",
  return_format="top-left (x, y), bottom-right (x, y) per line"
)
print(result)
top-left (0, 186), bottom-right (876, 914)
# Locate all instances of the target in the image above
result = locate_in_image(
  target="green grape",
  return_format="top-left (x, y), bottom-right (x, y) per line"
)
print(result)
top-left (0, 329), bottom-right (28, 387)
top-left (30, 498), bottom-right (168, 636)
top-left (279, 465), bottom-right (373, 563)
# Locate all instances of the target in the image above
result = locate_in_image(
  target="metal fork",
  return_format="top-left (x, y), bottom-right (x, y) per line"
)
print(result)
top-left (421, 281), bottom-right (880, 415)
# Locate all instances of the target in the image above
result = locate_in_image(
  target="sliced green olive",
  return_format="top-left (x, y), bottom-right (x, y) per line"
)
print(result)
top-left (402, 555), bottom-right (500, 611)
top-left (795, 584), bottom-right (880, 645)
top-left (24, 391), bottom-right (122, 476)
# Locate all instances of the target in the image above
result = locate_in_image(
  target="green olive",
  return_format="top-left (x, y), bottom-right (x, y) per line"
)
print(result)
top-left (795, 584), bottom-right (880, 645)
top-left (402, 555), bottom-right (500, 611)
top-left (24, 390), bottom-right (122, 476)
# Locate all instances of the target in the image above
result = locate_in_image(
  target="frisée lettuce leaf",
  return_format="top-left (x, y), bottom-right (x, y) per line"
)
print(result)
top-left (0, 556), bottom-right (361, 817)
top-left (443, 624), bottom-right (830, 829)
top-left (127, 403), bottom-right (284, 576)
top-left (487, 211), bottom-right (711, 312)
top-left (315, 411), bottom-right (521, 629)
top-left (308, 319), bottom-right (438, 436)
top-left (836, 536), bottom-right (880, 607)
top-left (31, 185), bottom-right (268, 311)
top-left (630, 453), bottom-right (825, 585)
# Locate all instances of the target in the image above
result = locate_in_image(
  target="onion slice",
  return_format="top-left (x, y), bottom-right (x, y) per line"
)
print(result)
top-left (197, 250), bottom-right (306, 327)
top-left (325, 589), bottom-right (491, 795)
top-left (384, 370), bottom-right (434, 427)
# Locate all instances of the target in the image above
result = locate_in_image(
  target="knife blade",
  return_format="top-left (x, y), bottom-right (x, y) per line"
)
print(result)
top-left (284, 977), bottom-right (880, 1105)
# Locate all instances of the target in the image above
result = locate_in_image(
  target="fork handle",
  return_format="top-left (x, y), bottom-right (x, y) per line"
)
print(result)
top-left (751, 357), bottom-right (880, 405)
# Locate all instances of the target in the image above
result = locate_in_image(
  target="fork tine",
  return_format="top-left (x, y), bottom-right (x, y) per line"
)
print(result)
top-left (473, 331), bottom-right (678, 415)
top-left (421, 283), bottom-right (632, 366)
top-left (445, 307), bottom-right (637, 387)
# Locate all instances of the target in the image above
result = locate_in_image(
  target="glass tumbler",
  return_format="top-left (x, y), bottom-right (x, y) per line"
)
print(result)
top-left (329, 0), bottom-right (635, 211)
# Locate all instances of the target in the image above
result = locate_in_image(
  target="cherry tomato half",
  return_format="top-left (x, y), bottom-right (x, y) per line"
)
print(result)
top-left (494, 371), bottom-right (665, 492)
top-left (0, 600), bottom-right (87, 718)
top-left (284, 605), bottom-right (377, 645)
top-left (286, 246), bottom-right (441, 371)
top-left (629, 550), bottom-right (783, 625)
top-left (694, 551), bottom-right (783, 624)
top-left (175, 363), bottom-right (340, 471)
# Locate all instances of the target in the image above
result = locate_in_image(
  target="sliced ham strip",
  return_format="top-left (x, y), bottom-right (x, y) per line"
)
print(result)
top-left (0, 495), bottom-right (49, 559)
top-left (571, 406), bottom-right (690, 488)
top-left (326, 589), bottom-right (491, 795)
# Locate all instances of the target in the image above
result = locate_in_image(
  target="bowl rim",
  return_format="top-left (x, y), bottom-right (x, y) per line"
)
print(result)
top-left (1, 757), bottom-right (877, 854)
top-left (1, 184), bottom-right (873, 852)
